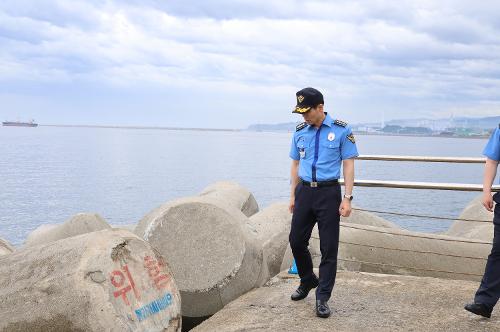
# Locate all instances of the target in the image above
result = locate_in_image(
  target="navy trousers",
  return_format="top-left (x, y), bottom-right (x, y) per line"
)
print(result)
top-left (289, 182), bottom-right (342, 302)
top-left (475, 192), bottom-right (500, 309)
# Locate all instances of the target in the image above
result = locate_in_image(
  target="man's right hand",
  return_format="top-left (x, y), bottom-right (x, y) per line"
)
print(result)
top-left (289, 196), bottom-right (295, 214)
top-left (482, 192), bottom-right (494, 212)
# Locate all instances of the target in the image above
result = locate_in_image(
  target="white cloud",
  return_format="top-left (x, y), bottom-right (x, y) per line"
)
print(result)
top-left (0, 0), bottom-right (499, 126)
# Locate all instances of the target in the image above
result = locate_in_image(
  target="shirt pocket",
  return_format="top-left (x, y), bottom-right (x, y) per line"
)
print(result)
top-left (321, 139), bottom-right (340, 157)
top-left (296, 136), bottom-right (313, 158)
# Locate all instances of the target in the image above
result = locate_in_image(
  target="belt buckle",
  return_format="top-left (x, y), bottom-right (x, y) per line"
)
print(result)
top-left (310, 181), bottom-right (318, 188)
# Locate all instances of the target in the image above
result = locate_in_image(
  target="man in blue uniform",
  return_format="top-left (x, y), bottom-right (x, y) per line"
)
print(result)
top-left (288, 87), bottom-right (358, 318)
top-left (465, 124), bottom-right (500, 318)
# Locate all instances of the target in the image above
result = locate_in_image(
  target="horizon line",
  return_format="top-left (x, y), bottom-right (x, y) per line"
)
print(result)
top-left (40, 124), bottom-right (242, 132)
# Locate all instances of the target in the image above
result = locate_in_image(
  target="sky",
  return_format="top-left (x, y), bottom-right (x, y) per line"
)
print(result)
top-left (1, 0), bottom-right (500, 129)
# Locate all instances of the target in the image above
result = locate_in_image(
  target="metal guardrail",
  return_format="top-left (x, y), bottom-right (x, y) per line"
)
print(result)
top-left (339, 154), bottom-right (500, 192)
top-left (357, 155), bottom-right (486, 164)
top-left (339, 179), bottom-right (500, 192)
top-left (325, 154), bottom-right (497, 271)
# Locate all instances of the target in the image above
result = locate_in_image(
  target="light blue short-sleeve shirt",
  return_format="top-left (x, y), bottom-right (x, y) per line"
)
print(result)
top-left (289, 113), bottom-right (359, 182)
top-left (483, 126), bottom-right (500, 162)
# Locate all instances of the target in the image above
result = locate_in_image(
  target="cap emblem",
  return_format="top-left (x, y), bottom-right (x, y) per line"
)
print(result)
top-left (297, 95), bottom-right (304, 103)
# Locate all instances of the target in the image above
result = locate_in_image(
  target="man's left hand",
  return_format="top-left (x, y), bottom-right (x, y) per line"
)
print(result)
top-left (339, 199), bottom-right (352, 217)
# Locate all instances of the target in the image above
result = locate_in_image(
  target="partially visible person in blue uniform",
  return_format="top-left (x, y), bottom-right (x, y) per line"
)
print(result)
top-left (288, 87), bottom-right (358, 318)
top-left (465, 124), bottom-right (500, 318)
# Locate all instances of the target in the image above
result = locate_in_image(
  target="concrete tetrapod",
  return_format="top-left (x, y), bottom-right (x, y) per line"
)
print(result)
top-left (0, 229), bottom-right (181, 332)
top-left (135, 196), bottom-right (262, 319)
top-left (0, 237), bottom-right (14, 256)
top-left (342, 206), bottom-right (400, 228)
top-left (248, 202), bottom-right (292, 287)
top-left (199, 181), bottom-right (259, 217)
top-left (280, 209), bottom-right (399, 272)
top-left (447, 195), bottom-right (494, 241)
top-left (283, 222), bottom-right (492, 281)
top-left (337, 223), bottom-right (491, 281)
top-left (24, 212), bottom-right (111, 247)
top-left (112, 224), bottom-right (137, 232)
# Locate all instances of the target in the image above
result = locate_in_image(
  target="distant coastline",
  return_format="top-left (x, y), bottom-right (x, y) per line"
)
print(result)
top-left (30, 124), bottom-right (491, 139)
top-left (40, 124), bottom-right (240, 132)
top-left (353, 131), bottom-right (489, 139)
top-left (246, 115), bottom-right (498, 139)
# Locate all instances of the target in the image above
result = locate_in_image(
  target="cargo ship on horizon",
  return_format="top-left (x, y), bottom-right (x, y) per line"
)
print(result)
top-left (2, 120), bottom-right (38, 127)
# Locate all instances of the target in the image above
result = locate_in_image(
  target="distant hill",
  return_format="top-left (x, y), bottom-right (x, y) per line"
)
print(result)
top-left (247, 116), bottom-right (500, 132)
top-left (384, 116), bottom-right (500, 131)
top-left (246, 122), bottom-right (297, 132)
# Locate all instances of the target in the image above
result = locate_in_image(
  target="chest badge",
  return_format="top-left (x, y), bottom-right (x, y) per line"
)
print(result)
top-left (327, 132), bottom-right (335, 141)
top-left (299, 149), bottom-right (306, 158)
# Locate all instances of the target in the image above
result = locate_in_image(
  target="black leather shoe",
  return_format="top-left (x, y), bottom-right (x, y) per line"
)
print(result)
top-left (316, 300), bottom-right (331, 318)
top-left (464, 303), bottom-right (492, 318)
top-left (291, 278), bottom-right (319, 301)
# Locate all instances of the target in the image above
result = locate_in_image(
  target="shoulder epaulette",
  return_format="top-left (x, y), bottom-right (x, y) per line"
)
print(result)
top-left (334, 119), bottom-right (348, 127)
top-left (296, 122), bottom-right (307, 131)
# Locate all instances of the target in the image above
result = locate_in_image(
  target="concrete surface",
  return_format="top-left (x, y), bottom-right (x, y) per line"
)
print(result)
top-left (112, 224), bottom-right (137, 232)
top-left (24, 212), bottom-right (111, 247)
top-left (280, 207), bottom-right (398, 272)
top-left (341, 207), bottom-right (400, 229)
top-left (135, 196), bottom-right (262, 318)
top-left (0, 237), bottom-right (14, 256)
top-left (447, 195), bottom-right (494, 241)
top-left (0, 229), bottom-right (181, 332)
top-left (193, 270), bottom-right (499, 332)
top-left (199, 181), bottom-right (259, 217)
top-left (248, 202), bottom-right (292, 287)
top-left (281, 222), bottom-right (492, 281)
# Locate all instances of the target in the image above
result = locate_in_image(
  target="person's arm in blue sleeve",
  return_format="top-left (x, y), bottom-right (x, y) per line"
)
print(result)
top-left (289, 134), bottom-right (300, 213)
top-left (482, 127), bottom-right (500, 212)
top-left (340, 126), bottom-right (359, 160)
top-left (289, 134), bottom-right (300, 160)
top-left (339, 127), bottom-right (358, 218)
top-left (483, 128), bottom-right (500, 161)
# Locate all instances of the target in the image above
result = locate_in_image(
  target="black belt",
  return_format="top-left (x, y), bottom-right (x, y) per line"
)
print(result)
top-left (301, 179), bottom-right (339, 188)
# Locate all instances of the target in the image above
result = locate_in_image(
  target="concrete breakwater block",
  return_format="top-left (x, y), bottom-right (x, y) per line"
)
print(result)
top-left (135, 197), bottom-right (262, 318)
top-left (280, 209), bottom-right (398, 272)
top-left (341, 206), bottom-right (400, 228)
top-left (248, 203), bottom-right (292, 287)
top-left (0, 229), bottom-right (181, 332)
top-left (0, 237), bottom-right (14, 256)
top-left (453, 224), bottom-right (494, 242)
top-left (24, 212), bottom-right (111, 247)
top-left (447, 195), bottom-right (494, 241)
top-left (199, 181), bottom-right (259, 217)
top-left (112, 224), bottom-right (137, 232)
top-left (280, 228), bottom-right (323, 273)
top-left (281, 222), bottom-right (492, 281)
top-left (338, 223), bottom-right (491, 281)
